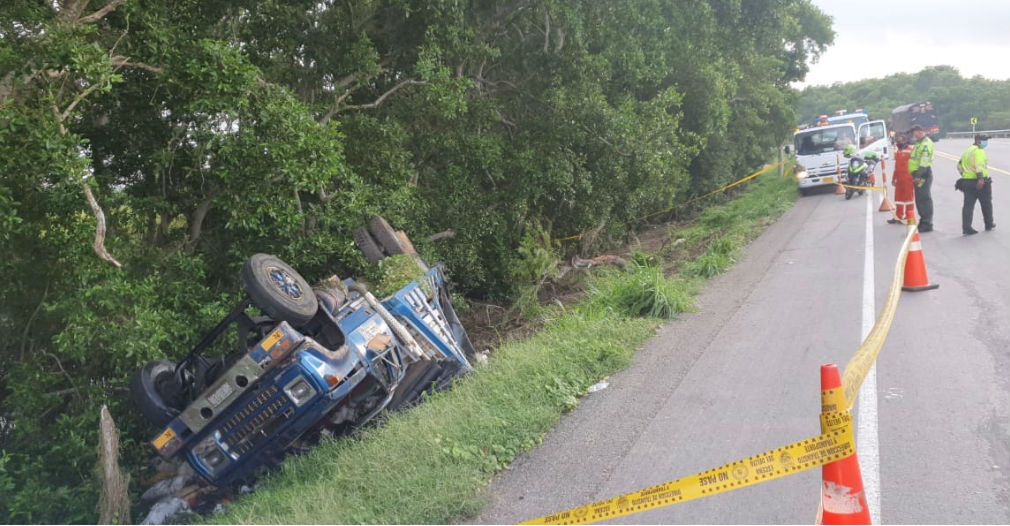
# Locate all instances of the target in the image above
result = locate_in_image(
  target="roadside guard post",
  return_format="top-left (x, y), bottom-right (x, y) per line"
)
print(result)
top-left (816, 364), bottom-right (871, 524)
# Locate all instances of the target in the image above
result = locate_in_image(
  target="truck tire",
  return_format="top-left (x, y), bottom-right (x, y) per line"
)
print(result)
top-left (353, 227), bottom-right (385, 264)
top-left (395, 230), bottom-right (418, 255)
top-left (130, 360), bottom-right (183, 428)
top-left (241, 254), bottom-right (318, 326)
top-left (367, 216), bottom-right (408, 256)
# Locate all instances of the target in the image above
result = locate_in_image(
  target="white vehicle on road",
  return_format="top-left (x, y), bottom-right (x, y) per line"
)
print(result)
top-left (788, 118), bottom-right (889, 195)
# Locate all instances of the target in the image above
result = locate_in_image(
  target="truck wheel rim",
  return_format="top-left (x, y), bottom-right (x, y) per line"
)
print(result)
top-left (267, 266), bottom-right (304, 300)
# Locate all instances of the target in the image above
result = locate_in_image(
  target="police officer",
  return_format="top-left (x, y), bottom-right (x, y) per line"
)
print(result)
top-left (957, 134), bottom-right (995, 235)
top-left (908, 125), bottom-right (935, 232)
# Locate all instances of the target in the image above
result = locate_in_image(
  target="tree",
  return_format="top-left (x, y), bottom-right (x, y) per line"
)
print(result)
top-left (1, 2), bottom-right (356, 521)
top-left (797, 66), bottom-right (1010, 132)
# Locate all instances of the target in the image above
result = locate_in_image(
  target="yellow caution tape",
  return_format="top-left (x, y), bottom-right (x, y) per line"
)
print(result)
top-left (522, 413), bottom-right (854, 525)
top-left (674, 162), bottom-right (785, 210)
top-left (555, 161), bottom-right (787, 243)
top-left (841, 225), bottom-right (914, 409)
top-left (836, 184), bottom-right (884, 192)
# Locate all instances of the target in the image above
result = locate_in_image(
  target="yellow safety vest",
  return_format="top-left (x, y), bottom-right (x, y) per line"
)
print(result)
top-left (958, 145), bottom-right (988, 179)
top-left (908, 136), bottom-right (933, 173)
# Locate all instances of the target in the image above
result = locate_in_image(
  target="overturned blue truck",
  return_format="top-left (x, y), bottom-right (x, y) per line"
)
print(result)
top-left (130, 217), bottom-right (477, 486)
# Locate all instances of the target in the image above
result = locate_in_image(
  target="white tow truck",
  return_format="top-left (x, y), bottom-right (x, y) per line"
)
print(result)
top-left (787, 112), bottom-right (889, 195)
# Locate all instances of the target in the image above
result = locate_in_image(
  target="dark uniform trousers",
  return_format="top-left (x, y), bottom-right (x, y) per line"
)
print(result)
top-left (913, 166), bottom-right (934, 227)
top-left (962, 178), bottom-right (994, 230)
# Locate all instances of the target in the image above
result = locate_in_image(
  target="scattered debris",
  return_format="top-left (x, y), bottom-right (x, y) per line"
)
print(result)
top-left (588, 380), bottom-right (609, 393)
top-left (558, 253), bottom-right (630, 279)
top-left (571, 254), bottom-right (628, 271)
top-left (140, 497), bottom-right (189, 525)
top-left (140, 463), bottom-right (194, 503)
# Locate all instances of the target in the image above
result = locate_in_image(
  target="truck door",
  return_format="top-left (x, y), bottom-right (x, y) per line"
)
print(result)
top-left (858, 120), bottom-right (889, 160)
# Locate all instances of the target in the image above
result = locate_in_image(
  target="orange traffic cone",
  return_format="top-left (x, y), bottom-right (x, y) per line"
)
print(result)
top-left (818, 364), bottom-right (871, 525)
top-left (879, 194), bottom-right (895, 212)
top-left (879, 162), bottom-right (895, 211)
top-left (834, 154), bottom-right (846, 194)
top-left (902, 231), bottom-right (939, 292)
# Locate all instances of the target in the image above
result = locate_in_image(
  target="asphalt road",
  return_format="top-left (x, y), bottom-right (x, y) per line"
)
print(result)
top-left (471, 138), bottom-right (1010, 524)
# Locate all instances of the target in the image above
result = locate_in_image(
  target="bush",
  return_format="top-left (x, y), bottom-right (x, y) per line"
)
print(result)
top-left (510, 224), bottom-right (561, 319)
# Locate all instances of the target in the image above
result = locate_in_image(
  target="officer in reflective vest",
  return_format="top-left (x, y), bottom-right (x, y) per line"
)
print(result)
top-left (956, 134), bottom-right (995, 235)
top-left (908, 125), bottom-right (934, 232)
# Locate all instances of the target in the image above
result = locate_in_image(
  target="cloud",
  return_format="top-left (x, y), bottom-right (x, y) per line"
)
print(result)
top-left (799, 0), bottom-right (1010, 87)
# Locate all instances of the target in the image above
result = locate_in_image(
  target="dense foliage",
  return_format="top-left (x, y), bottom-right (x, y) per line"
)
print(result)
top-left (0, 1), bottom-right (832, 522)
top-left (797, 65), bottom-right (1010, 132)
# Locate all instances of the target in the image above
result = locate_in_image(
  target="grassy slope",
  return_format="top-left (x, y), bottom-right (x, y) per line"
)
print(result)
top-left (205, 170), bottom-right (798, 525)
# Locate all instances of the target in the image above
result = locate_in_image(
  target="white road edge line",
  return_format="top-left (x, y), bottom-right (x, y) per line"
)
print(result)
top-left (859, 188), bottom-right (882, 524)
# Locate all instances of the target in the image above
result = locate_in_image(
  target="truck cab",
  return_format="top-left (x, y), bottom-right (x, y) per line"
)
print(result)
top-left (891, 102), bottom-right (940, 142)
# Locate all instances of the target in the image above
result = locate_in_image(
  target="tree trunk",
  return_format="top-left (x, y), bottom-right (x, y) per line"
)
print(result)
top-left (97, 405), bottom-right (131, 525)
top-left (81, 181), bottom-right (122, 268)
top-left (188, 190), bottom-right (220, 248)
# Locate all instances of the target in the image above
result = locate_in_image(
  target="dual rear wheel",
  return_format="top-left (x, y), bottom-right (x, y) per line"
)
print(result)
top-left (353, 216), bottom-right (415, 264)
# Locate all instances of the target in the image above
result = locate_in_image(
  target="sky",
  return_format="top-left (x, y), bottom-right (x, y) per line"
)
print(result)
top-left (797, 0), bottom-right (1010, 87)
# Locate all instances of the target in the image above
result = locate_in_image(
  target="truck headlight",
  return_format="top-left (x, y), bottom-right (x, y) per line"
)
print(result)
top-left (284, 376), bottom-right (315, 406)
top-left (203, 448), bottom-right (226, 468)
top-left (795, 170), bottom-right (809, 180)
top-left (195, 437), bottom-right (230, 472)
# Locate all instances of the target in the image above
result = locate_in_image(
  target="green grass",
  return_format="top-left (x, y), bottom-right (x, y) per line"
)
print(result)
top-left (205, 311), bottom-right (660, 524)
top-left (203, 169), bottom-right (797, 524)
top-left (364, 254), bottom-right (429, 298)
top-left (586, 255), bottom-right (698, 319)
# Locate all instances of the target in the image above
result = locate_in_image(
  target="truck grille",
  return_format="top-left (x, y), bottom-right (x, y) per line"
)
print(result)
top-left (219, 385), bottom-right (293, 457)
